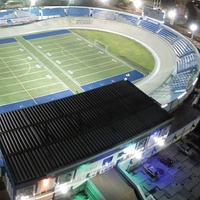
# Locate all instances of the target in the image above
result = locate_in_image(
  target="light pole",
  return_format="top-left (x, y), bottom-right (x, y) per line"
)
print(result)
top-left (168, 10), bottom-right (176, 25)
top-left (190, 24), bottom-right (198, 41)
top-left (134, 0), bottom-right (142, 13)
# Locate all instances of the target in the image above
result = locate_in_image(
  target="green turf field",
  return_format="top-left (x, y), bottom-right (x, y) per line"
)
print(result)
top-left (0, 30), bottom-right (154, 106)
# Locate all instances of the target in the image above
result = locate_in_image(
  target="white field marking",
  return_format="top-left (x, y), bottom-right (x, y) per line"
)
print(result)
top-left (0, 53), bottom-right (28, 60)
top-left (75, 65), bottom-right (122, 80)
top-left (0, 68), bottom-right (47, 80)
top-left (44, 44), bottom-right (88, 56)
top-left (27, 40), bottom-right (81, 89)
top-left (33, 34), bottom-right (75, 43)
top-left (0, 57), bottom-right (32, 64)
top-left (46, 75), bottom-right (52, 79)
top-left (0, 49), bottom-right (25, 56)
top-left (0, 82), bottom-right (62, 98)
top-left (60, 53), bottom-right (111, 70)
top-left (27, 56), bottom-right (32, 60)
top-left (0, 44), bottom-right (19, 50)
top-left (56, 42), bottom-right (89, 72)
top-left (56, 60), bottom-right (61, 64)
top-left (1, 87), bottom-right (69, 106)
top-left (0, 57), bottom-right (37, 104)
top-left (0, 61), bottom-right (43, 72)
top-left (73, 62), bottom-right (124, 73)
top-left (51, 48), bottom-right (94, 60)
top-left (0, 77), bottom-right (50, 90)
top-left (67, 73), bottom-right (80, 86)
top-left (46, 52), bottom-right (51, 56)
top-left (0, 89), bottom-right (27, 97)
top-left (26, 82), bottom-right (62, 92)
top-left (16, 39), bottom-right (68, 89)
top-left (16, 69), bottom-right (47, 77)
top-left (57, 48), bottom-right (102, 65)
top-left (33, 35), bottom-right (77, 47)
top-left (36, 64), bottom-right (41, 68)
top-left (112, 59), bottom-right (118, 62)
top-left (53, 48), bottom-right (102, 64)
top-left (20, 76), bottom-right (52, 84)
top-left (67, 70), bottom-right (73, 75)
top-left (72, 55), bottom-right (113, 68)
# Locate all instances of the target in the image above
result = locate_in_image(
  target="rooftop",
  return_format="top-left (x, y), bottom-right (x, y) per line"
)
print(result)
top-left (0, 81), bottom-right (172, 186)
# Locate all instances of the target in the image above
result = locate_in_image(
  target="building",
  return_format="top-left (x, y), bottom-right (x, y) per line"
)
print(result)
top-left (0, 81), bottom-right (173, 200)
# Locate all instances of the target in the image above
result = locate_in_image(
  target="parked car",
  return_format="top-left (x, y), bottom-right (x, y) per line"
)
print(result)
top-left (177, 143), bottom-right (191, 156)
top-left (143, 163), bottom-right (158, 178)
top-left (158, 155), bottom-right (173, 167)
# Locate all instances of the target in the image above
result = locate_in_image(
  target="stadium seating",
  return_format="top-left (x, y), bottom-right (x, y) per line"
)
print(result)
top-left (42, 8), bottom-right (65, 17)
top-left (0, 10), bottom-right (14, 18)
top-left (170, 70), bottom-right (196, 91)
top-left (172, 39), bottom-right (193, 57)
top-left (138, 19), bottom-right (161, 33)
top-left (115, 13), bottom-right (139, 25)
top-left (21, 8), bottom-right (40, 16)
top-left (92, 9), bottom-right (115, 20)
top-left (66, 7), bottom-right (90, 16)
top-left (177, 53), bottom-right (197, 73)
top-left (157, 28), bottom-right (179, 43)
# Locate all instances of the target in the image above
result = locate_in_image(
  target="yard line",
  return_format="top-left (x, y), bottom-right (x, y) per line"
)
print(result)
top-left (16, 37), bottom-right (68, 89)
top-left (55, 49), bottom-right (99, 63)
top-left (72, 62), bottom-right (124, 73)
top-left (0, 70), bottom-right (46, 80)
top-left (75, 65), bottom-right (122, 80)
top-left (0, 44), bottom-right (19, 49)
top-left (0, 89), bottom-right (27, 97)
top-left (26, 82), bottom-right (63, 92)
top-left (32, 34), bottom-right (75, 45)
top-left (33, 36), bottom-right (77, 47)
top-left (0, 57), bottom-right (38, 104)
top-left (51, 46), bottom-right (96, 60)
top-left (17, 36), bottom-right (82, 93)
top-left (55, 42), bottom-right (89, 74)
top-left (0, 49), bottom-right (26, 55)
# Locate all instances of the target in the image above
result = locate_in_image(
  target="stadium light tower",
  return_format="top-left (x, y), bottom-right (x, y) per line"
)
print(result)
top-left (31, 0), bottom-right (37, 6)
top-left (134, 0), bottom-right (142, 12)
top-left (190, 24), bottom-right (198, 41)
top-left (168, 10), bottom-right (176, 25)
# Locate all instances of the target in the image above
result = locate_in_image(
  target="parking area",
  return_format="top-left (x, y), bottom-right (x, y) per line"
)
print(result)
top-left (129, 132), bottom-right (200, 200)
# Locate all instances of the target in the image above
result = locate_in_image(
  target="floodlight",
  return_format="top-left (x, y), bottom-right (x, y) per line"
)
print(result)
top-left (190, 24), bottom-right (198, 40)
top-left (190, 24), bottom-right (198, 32)
top-left (123, 145), bottom-right (134, 154)
top-left (60, 185), bottom-right (69, 194)
top-left (43, 178), bottom-right (49, 187)
top-left (21, 196), bottom-right (29, 200)
top-left (134, 0), bottom-right (142, 10)
top-left (154, 137), bottom-right (165, 146)
top-left (31, 0), bottom-right (36, 6)
top-left (168, 10), bottom-right (176, 25)
top-left (134, 151), bottom-right (142, 159)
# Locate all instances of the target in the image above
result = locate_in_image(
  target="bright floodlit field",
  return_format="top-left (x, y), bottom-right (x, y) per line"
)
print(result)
top-left (0, 30), bottom-right (154, 107)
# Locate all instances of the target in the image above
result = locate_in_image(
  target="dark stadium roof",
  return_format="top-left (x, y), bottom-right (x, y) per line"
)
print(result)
top-left (0, 81), bottom-right (172, 185)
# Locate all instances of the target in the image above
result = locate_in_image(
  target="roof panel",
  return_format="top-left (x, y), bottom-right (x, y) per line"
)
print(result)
top-left (0, 81), bottom-right (172, 185)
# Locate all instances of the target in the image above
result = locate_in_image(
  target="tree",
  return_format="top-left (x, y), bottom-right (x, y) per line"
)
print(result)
top-left (185, 0), bottom-right (197, 20)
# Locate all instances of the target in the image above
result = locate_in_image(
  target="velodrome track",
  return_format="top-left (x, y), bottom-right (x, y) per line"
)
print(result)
top-left (0, 17), bottom-right (177, 95)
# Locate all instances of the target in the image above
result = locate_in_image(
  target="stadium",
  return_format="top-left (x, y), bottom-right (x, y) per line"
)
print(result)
top-left (0, 3), bottom-right (200, 200)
